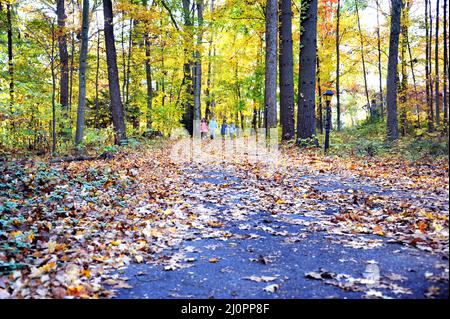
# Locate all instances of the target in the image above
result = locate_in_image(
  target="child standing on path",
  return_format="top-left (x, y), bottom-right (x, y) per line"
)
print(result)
top-left (209, 117), bottom-right (218, 139)
top-left (200, 118), bottom-right (208, 139)
top-left (221, 119), bottom-right (228, 139)
top-left (228, 122), bottom-right (236, 139)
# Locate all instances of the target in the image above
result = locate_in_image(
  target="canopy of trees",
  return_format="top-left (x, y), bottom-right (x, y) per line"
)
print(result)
top-left (0, 0), bottom-right (448, 155)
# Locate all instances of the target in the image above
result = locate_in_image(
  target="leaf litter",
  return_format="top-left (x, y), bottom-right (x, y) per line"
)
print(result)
top-left (0, 142), bottom-right (448, 298)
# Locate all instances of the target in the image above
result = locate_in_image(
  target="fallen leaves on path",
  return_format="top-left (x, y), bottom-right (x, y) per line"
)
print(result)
top-left (0, 140), bottom-right (448, 298)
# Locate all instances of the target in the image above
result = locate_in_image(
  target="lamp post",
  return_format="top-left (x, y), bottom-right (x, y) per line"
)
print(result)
top-left (324, 90), bottom-right (334, 153)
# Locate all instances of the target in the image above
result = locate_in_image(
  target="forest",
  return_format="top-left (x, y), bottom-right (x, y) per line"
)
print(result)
top-left (0, 0), bottom-right (448, 300)
top-left (0, 0), bottom-right (448, 154)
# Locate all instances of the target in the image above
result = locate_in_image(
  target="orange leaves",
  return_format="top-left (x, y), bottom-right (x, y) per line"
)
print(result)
top-left (418, 221), bottom-right (428, 234)
top-left (67, 285), bottom-right (89, 298)
top-left (373, 225), bottom-right (384, 236)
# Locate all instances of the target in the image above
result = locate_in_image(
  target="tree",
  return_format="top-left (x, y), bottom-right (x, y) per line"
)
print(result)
top-left (56, 0), bottom-right (69, 118)
top-left (180, 0), bottom-right (195, 135)
top-left (94, 13), bottom-right (101, 124)
top-left (425, 0), bottom-right (434, 132)
top-left (297, 0), bottom-right (318, 141)
top-left (6, 1), bottom-right (14, 117)
top-left (375, 0), bottom-right (384, 119)
top-left (435, 0), bottom-right (440, 127)
top-left (50, 19), bottom-right (57, 154)
top-left (205, 0), bottom-right (215, 121)
top-left (68, 0), bottom-right (76, 112)
top-left (279, 0), bottom-right (295, 140)
top-left (103, 0), bottom-right (127, 143)
top-left (265, 0), bottom-right (278, 131)
top-left (386, 0), bottom-right (402, 141)
top-left (444, 0), bottom-right (448, 129)
top-left (75, 0), bottom-right (90, 148)
top-left (336, 0), bottom-right (341, 130)
top-left (142, 0), bottom-right (153, 130)
top-left (193, 0), bottom-right (203, 123)
top-left (399, 0), bottom-right (409, 136)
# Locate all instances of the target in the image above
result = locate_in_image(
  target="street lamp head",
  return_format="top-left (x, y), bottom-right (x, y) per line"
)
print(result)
top-left (324, 90), bottom-right (334, 103)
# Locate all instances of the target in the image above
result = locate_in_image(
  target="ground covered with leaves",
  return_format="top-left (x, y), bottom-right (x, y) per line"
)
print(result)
top-left (0, 140), bottom-right (448, 299)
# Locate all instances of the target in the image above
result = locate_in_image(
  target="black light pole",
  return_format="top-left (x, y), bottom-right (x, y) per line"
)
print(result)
top-left (324, 90), bottom-right (334, 153)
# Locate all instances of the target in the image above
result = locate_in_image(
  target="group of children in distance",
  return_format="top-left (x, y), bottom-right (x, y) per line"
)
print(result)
top-left (200, 117), bottom-right (237, 140)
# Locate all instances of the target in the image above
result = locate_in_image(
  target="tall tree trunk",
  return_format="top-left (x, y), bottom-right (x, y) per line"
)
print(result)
top-left (435, 0), bottom-right (440, 127)
top-left (142, 0), bottom-right (153, 130)
top-left (264, 0), bottom-right (278, 130)
top-left (144, 34), bottom-right (153, 130)
top-left (181, 0), bottom-right (194, 135)
top-left (121, 12), bottom-right (126, 105)
top-left (104, 0), bottom-right (127, 143)
top-left (68, 0), bottom-right (76, 116)
top-left (193, 0), bottom-right (203, 122)
top-left (375, 0), bottom-right (384, 119)
top-left (75, 0), bottom-right (90, 147)
top-left (125, 18), bottom-right (133, 112)
top-left (57, 0), bottom-right (69, 115)
top-left (297, 0), bottom-right (318, 141)
top-left (6, 2), bottom-right (14, 117)
top-left (95, 18), bottom-right (101, 125)
top-left (444, 0), bottom-right (448, 129)
top-left (279, 0), bottom-right (295, 140)
top-left (317, 54), bottom-right (323, 134)
top-left (205, 0), bottom-right (215, 121)
top-left (51, 21), bottom-right (57, 154)
top-left (425, 0), bottom-right (432, 131)
top-left (336, 0), bottom-right (341, 129)
top-left (386, 0), bottom-right (402, 141)
top-left (428, 0), bottom-right (435, 131)
top-left (355, 0), bottom-right (370, 111)
top-left (399, 0), bottom-right (409, 136)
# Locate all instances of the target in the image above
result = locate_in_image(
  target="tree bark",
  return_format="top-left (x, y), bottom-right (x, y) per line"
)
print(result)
top-left (444, 0), bottom-right (448, 129)
top-left (142, 0), bottom-right (153, 130)
top-left (386, 0), bottom-right (402, 141)
top-left (51, 21), bottom-right (57, 154)
top-left (425, 0), bottom-right (434, 132)
top-left (336, 0), bottom-right (341, 130)
top-left (75, 0), bottom-right (90, 147)
top-left (95, 18), bottom-right (101, 125)
top-left (317, 54), bottom-right (323, 134)
top-left (68, 0), bottom-right (76, 115)
top-left (193, 0), bottom-right (203, 122)
top-left (125, 18), bottom-right (133, 113)
top-left (6, 2), bottom-right (14, 114)
top-left (279, 0), bottom-right (295, 140)
top-left (264, 0), bottom-right (278, 130)
top-left (57, 0), bottom-right (69, 114)
top-left (375, 0), bottom-right (384, 119)
top-left (103, 0), bottom-right (127, 143)
top-left (428, 0), bottom-right (435, 131)
top-left (181, 0), bottom-right (195, 135)
top-left (297, 0), bottom-right (318, 141)
top-left (435, 0), bottom-right (440, 127)
top-left (144, 34), bottom-right (153, 129)
top-left (205, 0), bottom-right (215, 121)
top-left (399, 0), bottom-right (409, 136)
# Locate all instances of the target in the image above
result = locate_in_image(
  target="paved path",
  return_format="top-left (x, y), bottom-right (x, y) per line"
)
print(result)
top-left (112, 168), bottom-right (449, 299)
